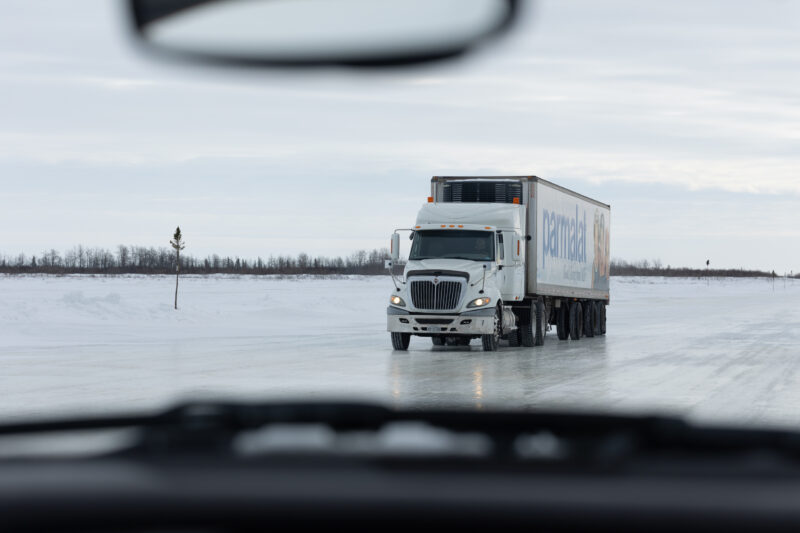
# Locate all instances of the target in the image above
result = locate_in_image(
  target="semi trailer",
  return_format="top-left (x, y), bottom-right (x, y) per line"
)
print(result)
top-left (386, 176), bottom-right (610, 351)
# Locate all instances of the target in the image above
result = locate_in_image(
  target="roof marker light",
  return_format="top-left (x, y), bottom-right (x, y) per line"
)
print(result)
top-left (427, 197), bottom-right (434, 203)
top-left (513, 197), bottom-right (520, 204)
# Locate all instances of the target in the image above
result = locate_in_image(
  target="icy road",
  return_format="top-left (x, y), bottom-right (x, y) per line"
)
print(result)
top-left (2, 274), bottom-right (800, 427)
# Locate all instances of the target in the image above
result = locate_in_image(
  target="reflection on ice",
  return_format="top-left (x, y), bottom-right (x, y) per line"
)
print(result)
top-left (388, 336), bottom-right (609, 410)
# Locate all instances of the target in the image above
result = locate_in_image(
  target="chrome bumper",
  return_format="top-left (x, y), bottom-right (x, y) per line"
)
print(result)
top-left (386, 306), bottom-right (495, 335)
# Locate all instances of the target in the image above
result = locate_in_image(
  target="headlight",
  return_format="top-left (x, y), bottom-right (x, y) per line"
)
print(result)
top-left (467, 297), bottom-right (491, 308)
top-left (390, 295), bottom-right (406, 307)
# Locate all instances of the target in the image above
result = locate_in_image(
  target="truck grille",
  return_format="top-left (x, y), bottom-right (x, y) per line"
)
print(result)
top-left (410, 280), bottom-right (462, 311)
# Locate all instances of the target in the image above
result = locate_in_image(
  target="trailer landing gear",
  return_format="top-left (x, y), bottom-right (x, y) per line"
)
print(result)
top-left (557, 303), bottom-right (570, 341)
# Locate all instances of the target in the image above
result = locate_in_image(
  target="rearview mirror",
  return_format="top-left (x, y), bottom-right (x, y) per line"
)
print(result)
top-left (128, 0), bottom-right (520, 67)
top-left (390, 233), bottom-right (400, 262)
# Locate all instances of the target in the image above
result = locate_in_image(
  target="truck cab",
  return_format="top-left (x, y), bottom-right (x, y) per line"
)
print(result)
top-left (387, 182), bottom-right (527, 351)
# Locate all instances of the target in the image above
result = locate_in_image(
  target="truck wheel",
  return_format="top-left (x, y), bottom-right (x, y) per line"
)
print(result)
top-left (431, 336), bottom-right (445, 346)
top-left (519, 308), bottom-right (535, 347)
top-left (599, 304), bottom-right (607, 335)
top-left (391, 332), bottom-right (410, 351)
top-left (534, 299), bottom-right (546, 346)
top-left (508, 328), bottom-right (521, 347)
top-left (481, 307), bottom-right (501, 351)
top-left (557, 304), bottom-right (569, 341)
top-left (593, 301), bottom-right (603, 336)
top-left (569, 302), bottom-right (583, 340)
top-left (583, 300), bottom-right (595, 338)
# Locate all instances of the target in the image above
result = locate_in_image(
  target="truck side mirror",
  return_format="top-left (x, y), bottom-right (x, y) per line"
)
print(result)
top-left (496, 232), bottom-right (507, 266)
top-left (390, 233), bottom-right (400, 262)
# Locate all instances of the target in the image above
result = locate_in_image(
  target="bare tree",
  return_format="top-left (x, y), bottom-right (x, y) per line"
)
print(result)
top-left (117, 245), bottom-right (129, 270)
top-left (170, 227), bottom-right (186, 310)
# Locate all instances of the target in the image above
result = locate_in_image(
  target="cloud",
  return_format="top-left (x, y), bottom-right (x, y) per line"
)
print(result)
top-left (1, 0), bottom-right (799, 270)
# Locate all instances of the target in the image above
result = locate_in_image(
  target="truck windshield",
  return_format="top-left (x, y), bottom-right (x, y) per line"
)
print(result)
top-left (409, 230), bottom-right (494, 261)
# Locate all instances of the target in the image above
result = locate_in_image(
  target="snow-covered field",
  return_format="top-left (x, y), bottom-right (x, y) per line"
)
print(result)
top-left (2, 274), bottom-right (800, 427)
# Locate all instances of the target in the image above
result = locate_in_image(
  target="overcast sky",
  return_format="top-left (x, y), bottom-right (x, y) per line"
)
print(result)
top-left (1, 0), bottom-right (799, 271)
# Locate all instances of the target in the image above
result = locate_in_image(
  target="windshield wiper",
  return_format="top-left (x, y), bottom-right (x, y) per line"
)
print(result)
top-left (3, 401), bottom-right (800, 463)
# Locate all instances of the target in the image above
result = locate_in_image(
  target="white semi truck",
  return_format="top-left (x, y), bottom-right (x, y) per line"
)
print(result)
top-left (387, 176), bottom-right (610, 351)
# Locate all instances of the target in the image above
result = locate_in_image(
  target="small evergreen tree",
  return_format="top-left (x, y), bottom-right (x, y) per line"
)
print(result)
top-left (170, 227), bottom-right (186, 310)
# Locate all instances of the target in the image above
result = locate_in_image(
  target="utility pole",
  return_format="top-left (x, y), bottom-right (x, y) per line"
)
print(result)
top-left (170, 227), bottom-right (186, 310)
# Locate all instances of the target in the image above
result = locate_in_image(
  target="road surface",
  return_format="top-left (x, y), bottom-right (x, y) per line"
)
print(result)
top-left (1, 274), bottom-right (799, 428)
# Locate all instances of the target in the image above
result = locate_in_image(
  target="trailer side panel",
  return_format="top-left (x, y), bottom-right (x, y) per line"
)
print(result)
top-left (530, 181), bottom-right (610, 301)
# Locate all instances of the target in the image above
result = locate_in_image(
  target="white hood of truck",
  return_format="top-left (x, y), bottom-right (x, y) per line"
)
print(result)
top-left (415, 203), bottom-right (523, 230)
top-left (404, 258), bottom-right (494, 283)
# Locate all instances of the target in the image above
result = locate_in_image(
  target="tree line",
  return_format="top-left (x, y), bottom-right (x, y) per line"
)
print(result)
top-left (0, 246), bottom-right (394, 275)
top-left (609, 258), bottom-right (790, 278)
top-left (0, 247), bottom-right (790, 278)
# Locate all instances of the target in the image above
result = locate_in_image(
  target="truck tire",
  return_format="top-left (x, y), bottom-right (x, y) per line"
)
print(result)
top-left (569, 302), bottom-right (583, 340)
top-left (481, 307), bottom-right (501, 351)
top-left (391, 332), bottom-right (410, 351)
top-left (431, 336), bottom-right (445, 346)
top-left (593, 301), bottom-right (603, 336)
top-left (508, 328), bottom-right (521, 347)
top-left (600, 304), bottom-right (607, 335)
top-left (534, 299), bottom-right (546, 346)
top-left (519, 307), bottom-right (535, 347)
top-left (583, 300), bottom-right (595, 338)
top-left (557, 304), bottom-right (570, 341)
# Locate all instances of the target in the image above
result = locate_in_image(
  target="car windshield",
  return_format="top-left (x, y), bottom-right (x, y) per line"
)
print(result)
top-left (409, 230), bottom-right (494, 261)
top-left (1, 0), bottom-right (799, 432)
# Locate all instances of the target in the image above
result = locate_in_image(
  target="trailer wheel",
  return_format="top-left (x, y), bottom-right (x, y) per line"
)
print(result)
top-left (599, 303), bottom-right (607, 335)
top-left (557, 303), bottom-right (570, 341)
top-left (431, 336), bottom-right (445, 346)
top-left (592, 301), bottom-right (603, 336)
top-left (583, 300), bottom-right (595, 338)
top-left (569, 302), bottom-right (583, 340)
top-left (481, 307), bottom-right (501, 351)
top-left (391, 332), bottom-right (410, 351)
top-left (534, 298), bottom-right (546, 346)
